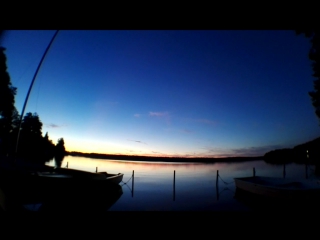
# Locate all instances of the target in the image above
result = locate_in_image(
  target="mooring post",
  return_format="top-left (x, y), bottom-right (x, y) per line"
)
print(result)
top-left (173, 170), bottom-right (175, 201)
top-left (216, 170), bottom-right (219, 186)
top-left (132, 170), bottom-right (134, 197)
top-left (96, 167), bottom-right (98, 173)
top-left (216, 170), bottom-right (219, 200)
top-left (283, 164), bottom-right (286, 178)
top-left (253, 167), bottom-right (256, 177)
top-left (66, 162), bottom-right (68, 168)
top-left (216, 183), bottom-right (219, 201)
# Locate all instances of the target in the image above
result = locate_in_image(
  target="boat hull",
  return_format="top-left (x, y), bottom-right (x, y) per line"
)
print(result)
top-left (0, 164), bottom-right (124, 208)
top-left (234, 176), bottom-right (320, 200)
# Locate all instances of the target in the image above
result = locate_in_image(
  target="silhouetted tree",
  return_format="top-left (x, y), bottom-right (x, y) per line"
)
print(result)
top-left (54, 138), bottom-right (65, 168)
top-left (0, 44), bottom-right (65, 165)
top-left (21, 112), bottom-right (42, 137)
top-left (297, 30), bottom-right (320, 122)
top-left (18, 112), bottom-right (44, 161)
top-left (0, 46), bottom-right (19, 155)
top-left (41, 132), bottom-right (55, 163)
top-left (297, 30), bottom-right (320, 175)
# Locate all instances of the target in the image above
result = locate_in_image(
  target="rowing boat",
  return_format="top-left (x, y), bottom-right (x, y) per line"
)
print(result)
top-left (234, 176), bottom-right (320, 200)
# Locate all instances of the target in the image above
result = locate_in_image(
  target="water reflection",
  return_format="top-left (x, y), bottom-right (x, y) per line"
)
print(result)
top-left (44, 156), bottom-right (320, 211)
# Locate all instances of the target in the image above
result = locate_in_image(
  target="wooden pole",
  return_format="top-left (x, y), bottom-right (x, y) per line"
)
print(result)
top-left (216, 182), bottom-right (219, 201)
top-left (173, 170), bottom-right (175, 201)
top-left (132, 170), bottom-right (134, 197)
top-left (283, 164), bottom-right (286, 178)
top-left (66, 162), bottom-right (68, 168)
top-left (216, 170), bottom-right (219, 186)
top-left (216, 170), bottom-right (219, 201)
top-left (96, 167), bottom-right (98, 173)
top-left (253, 167), bottom-right (256, 177)
top-left (15, 30), bottom-right (60, 160)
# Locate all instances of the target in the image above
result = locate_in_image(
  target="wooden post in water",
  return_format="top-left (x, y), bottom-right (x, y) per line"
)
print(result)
top-left (66, 162), bottom-right (68, 168)
top-left (253, 167), bottom-right (256, 177)
top-left (216, 170), bottom-right (219, 201)
top-left (132, 170), bottom-right (134, 197)
top-left (283, 164), bottom-right (286, 178)
top-left (216, 170), bottom-right (219, 186)
top-left (96, 167), bottom-right (98, 173)
top-left (173, 170), bottom-right (176, 201)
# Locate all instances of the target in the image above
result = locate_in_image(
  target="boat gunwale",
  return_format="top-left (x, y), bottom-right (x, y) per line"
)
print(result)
top-left (234, 176), bottom-right (320, 191)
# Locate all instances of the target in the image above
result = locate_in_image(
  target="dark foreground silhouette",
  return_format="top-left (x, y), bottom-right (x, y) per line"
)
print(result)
top-left (234, 188), bottom-right (320, 212)
top-left (0, 173), bottom-right (123, 212)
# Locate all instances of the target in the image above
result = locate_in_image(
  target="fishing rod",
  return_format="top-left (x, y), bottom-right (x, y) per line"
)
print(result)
top-left (14, 30), bottom-right (60, 162)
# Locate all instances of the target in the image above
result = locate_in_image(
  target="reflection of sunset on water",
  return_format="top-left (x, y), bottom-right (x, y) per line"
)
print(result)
top-left (45, 156), bottom-right (318, 211)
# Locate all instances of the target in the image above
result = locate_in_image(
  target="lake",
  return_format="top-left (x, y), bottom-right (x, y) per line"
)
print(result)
top-left (40, 155), bottom-right (319, 212)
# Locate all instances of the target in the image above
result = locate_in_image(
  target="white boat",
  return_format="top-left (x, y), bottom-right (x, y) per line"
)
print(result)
top-left (234, 176), bottom-right (320, 200)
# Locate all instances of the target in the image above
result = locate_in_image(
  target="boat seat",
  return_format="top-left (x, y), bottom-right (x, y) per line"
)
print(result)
top-left (97, 172), bottom-right (108, 177)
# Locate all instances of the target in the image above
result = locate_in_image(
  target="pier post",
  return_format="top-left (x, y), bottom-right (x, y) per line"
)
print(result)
top-left (253, 168), bottom-right (256, 177)
top-left (132, 170), bottom-right (134, 197)
top-left (96, 167), bottom-right (98, 173)
top-left (173, 170), bottom-right (175, 201)
top-left (66, 162), bottom-right (68, 168)
top-left (216, 170), bottom-right (219, 201)
top-left (283, 164), bottom-right (286, 178)
top-left (216, 170), bottom-right (219, 186)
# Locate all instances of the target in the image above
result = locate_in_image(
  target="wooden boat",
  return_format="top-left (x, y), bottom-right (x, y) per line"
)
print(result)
top-left (32, 167), bottom-right (124, 184)
top-left (234, 176), bottom-right (320, 200)
top-left (0, 170), bottom-right (124, 212)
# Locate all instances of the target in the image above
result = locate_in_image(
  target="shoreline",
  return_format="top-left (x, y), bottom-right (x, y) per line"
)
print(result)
top-left (66, 151), bottom-right (264, 163)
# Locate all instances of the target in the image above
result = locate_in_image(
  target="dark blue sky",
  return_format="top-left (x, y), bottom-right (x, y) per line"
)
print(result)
top-left (2, 30), bottom-right (320, 157)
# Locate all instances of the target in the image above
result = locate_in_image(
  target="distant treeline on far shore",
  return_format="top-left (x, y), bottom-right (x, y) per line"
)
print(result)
top-left (66, 136), bottom-right (320, 165)
top-left (264, 136), bottom-right (320, 165)
top-left (65, 151), bottom-right (263, 163)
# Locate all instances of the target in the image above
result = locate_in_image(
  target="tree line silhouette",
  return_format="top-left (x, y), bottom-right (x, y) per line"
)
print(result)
top-left (263, 30), bottom-right (320, 174)
top-left (0, 46), bottom-right (65, 167)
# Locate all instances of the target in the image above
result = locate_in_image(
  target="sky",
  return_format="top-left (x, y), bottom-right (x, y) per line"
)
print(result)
top-left (1, 30), bottom-right (320, 158)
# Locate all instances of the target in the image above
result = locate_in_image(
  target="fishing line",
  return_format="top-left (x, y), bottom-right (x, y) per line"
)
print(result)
top-left (121, 175), bottom-right (133, 185)
top-left (14, 59), bottom-right (37, 87)
top-left (15, 30), bottom-right (60, 158)
top-left (34, 73), bottom-right (43, 113)
top-left (218, 174), bottom-right (234, 185)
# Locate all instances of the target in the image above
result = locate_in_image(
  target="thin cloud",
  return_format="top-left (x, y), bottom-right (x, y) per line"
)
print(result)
top-left (46, 123), bottom-right (66, 128)
top-left (194, 119), bottom-right (216, 125)
top-left (149, 111), bottom-right (169, 117)
top-left (181, 129), bottom-right (193, 134)
top-left (127, 139), bottom-right (148, 145)
top-left (134, 114), bottom-right (141, 118)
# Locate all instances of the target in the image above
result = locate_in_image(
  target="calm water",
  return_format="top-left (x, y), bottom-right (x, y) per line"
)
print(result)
top-left (42, 156), bottom-right (319, 211)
